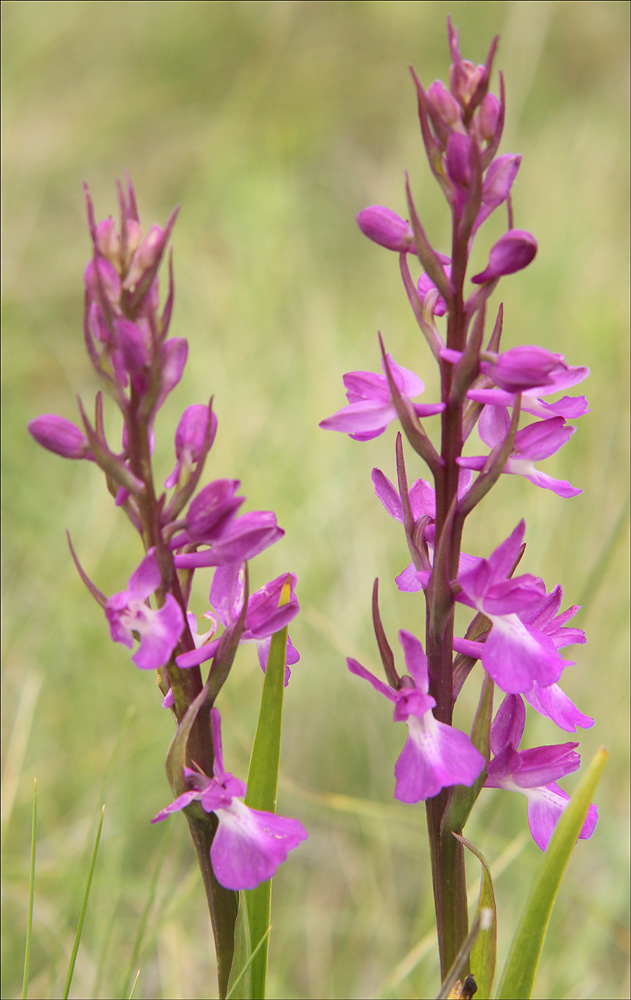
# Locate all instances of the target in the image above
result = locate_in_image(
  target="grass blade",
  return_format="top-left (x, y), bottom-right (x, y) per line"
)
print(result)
top-left (119, 821), bottom-right (173, 998)
top-left (21, 778), bottom-right (37, 1000)
top-left (62, 804), bottom-right (105, 1000)
top-left (495, 747), bottom-right (608, 999)
top-left (128, 969), bottom-right (140, 999)
top-left (237, 575), bottom-right (292, 1000)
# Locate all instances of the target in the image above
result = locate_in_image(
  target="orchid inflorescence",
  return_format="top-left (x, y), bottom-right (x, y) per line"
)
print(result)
top-left (320, 18), bottom-right (597, 977)
top-left (28, 179), bottom-right (307, 906)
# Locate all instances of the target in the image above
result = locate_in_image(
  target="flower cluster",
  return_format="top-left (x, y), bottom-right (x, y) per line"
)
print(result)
top-left (321, 14), bottom-right (596, 876)
top-left (28, 178), bottom-right (306, 891)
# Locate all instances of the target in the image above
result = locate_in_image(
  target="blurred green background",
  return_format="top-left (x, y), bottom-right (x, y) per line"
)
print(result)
top-left (2, 2), bottom-right (629, 998)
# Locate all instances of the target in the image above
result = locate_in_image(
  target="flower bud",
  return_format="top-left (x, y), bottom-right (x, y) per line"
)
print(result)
top-left (28, 414), bottom-right (92, 459)
top-left (124, 219), bottom-right (142, 257)
top-left (95, 218), bottom-right (120, 261)
top-left (449, 59), bottom-right (485, 107)
top-left (113, 317), bottom-right (151, 391)
top-left (356, 206), bottom-right (416, 253)
top-left (472, 229), bottom-right (537, 283)
top-left (482, 154), bottom-right (521, 208)
top-left (165, 404), bottom-right (218, 488)
top-left (445, 132), bottom-right (473, 188)
top-left (124, 224), bottom-right (165, 288)
top-left (426, 79), bottom-right (461, 126)
top-left (475, 92), bottom-right (500, 142)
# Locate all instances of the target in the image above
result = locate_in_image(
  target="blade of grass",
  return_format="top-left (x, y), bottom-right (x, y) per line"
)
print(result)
top-left (119, 821), bottom-right (173, 998)
top-left (226, 926), bottom-right (271, 1000)
top-left (238, 575), bottom-right (292, 1000)
top-left (62, 804), bottom-right (105, 1000)
top-left (495, 746), bottom-right (608, 999)
top-left (128, 969), bottom-right (140, 999)
top-left (21, 778), bottom-right (37, 1000)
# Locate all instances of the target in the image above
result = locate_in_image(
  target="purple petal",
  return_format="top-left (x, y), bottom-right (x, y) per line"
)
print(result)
top-left (187, 480), bottom-right (243, 542)
top-left (395, 563), bottom-right (425, 592)
top-left (526, 782), bottom-right (597, 850)
top-left (211, 800), bottom-right (308, 890)
top-left (524, 682), bottom-right (593, 732)
top-left (478, 403), bottom-right (510, 448)
top-left (394, 714), bottom-right (485, 802)
top-left (128, 549), bottom-right (162, 599)
top-left (514, 418), bottom-right (575, 461)
top-left (343, 369), bottom-right (392, 404)
top-left (518, 466), bottom-right (582, 498)
top-left (511, 743), bottom-right (580, 788)
top-left (246, 573), bottom-right (299, 638)
top-left (525, 783), bottom-right (571, 850)
top-left (210, 707), bottom-right (226, 781)
top-left (480, 345), bottom-right (565, 392)
top-left (210, 563), bottom-right (245, 626)
top-left (320, 401), bottom-right (395, 439)
top-left (256, 632), bottom-right (300, 685)
top-left (151, 788), bottom-right (201, 822)
top-left (175, 512), bottom-right (284, 568)
top-left (482, 615), bottom-right (567, 692)
top-left (490, 694), bottom-right (526, 755)
top-left (398, 630), bottom-right (430, 694)
top-left (131, 594), bottom-right (185, 671)
top-left (347, 658), bottom-right (398, 702)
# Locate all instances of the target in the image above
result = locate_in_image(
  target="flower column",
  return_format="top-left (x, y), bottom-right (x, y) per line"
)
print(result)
top-left (321, 20), bottom-right (595, 980)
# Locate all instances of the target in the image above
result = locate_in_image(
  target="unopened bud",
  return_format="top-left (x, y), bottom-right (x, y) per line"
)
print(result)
top-left (475, 92), bottom-right (500, 141)
top-left (471, 229), bottom-right (537, 283)
top-left (28, 414), bottom-right (92, 459)
top-left (356, 206), bottom-right (416, 253)
top-left (426, 79), bottom-right (461, 126)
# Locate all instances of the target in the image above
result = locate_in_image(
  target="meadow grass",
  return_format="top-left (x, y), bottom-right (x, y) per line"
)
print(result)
top-left (2, 2), bottom-right (629, 997)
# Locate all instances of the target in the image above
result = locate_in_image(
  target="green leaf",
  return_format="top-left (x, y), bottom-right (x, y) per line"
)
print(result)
top-left (21, 778), bottom-right (36, 1000)
top-left (237, 575), bottom-right (292, 1000)
top-left (495, 746), bottom-right (608, 1000)
top-left (62, 804), bottom-right (105, 1000)
top-left (226, 897), bottom-right (271, 1000)
top-left (436, 902), bottom-right (494, 999)
top-left (226, 893), bottom-right (252, 999)
top-left (455, 835), bottom-right (497, 1000)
